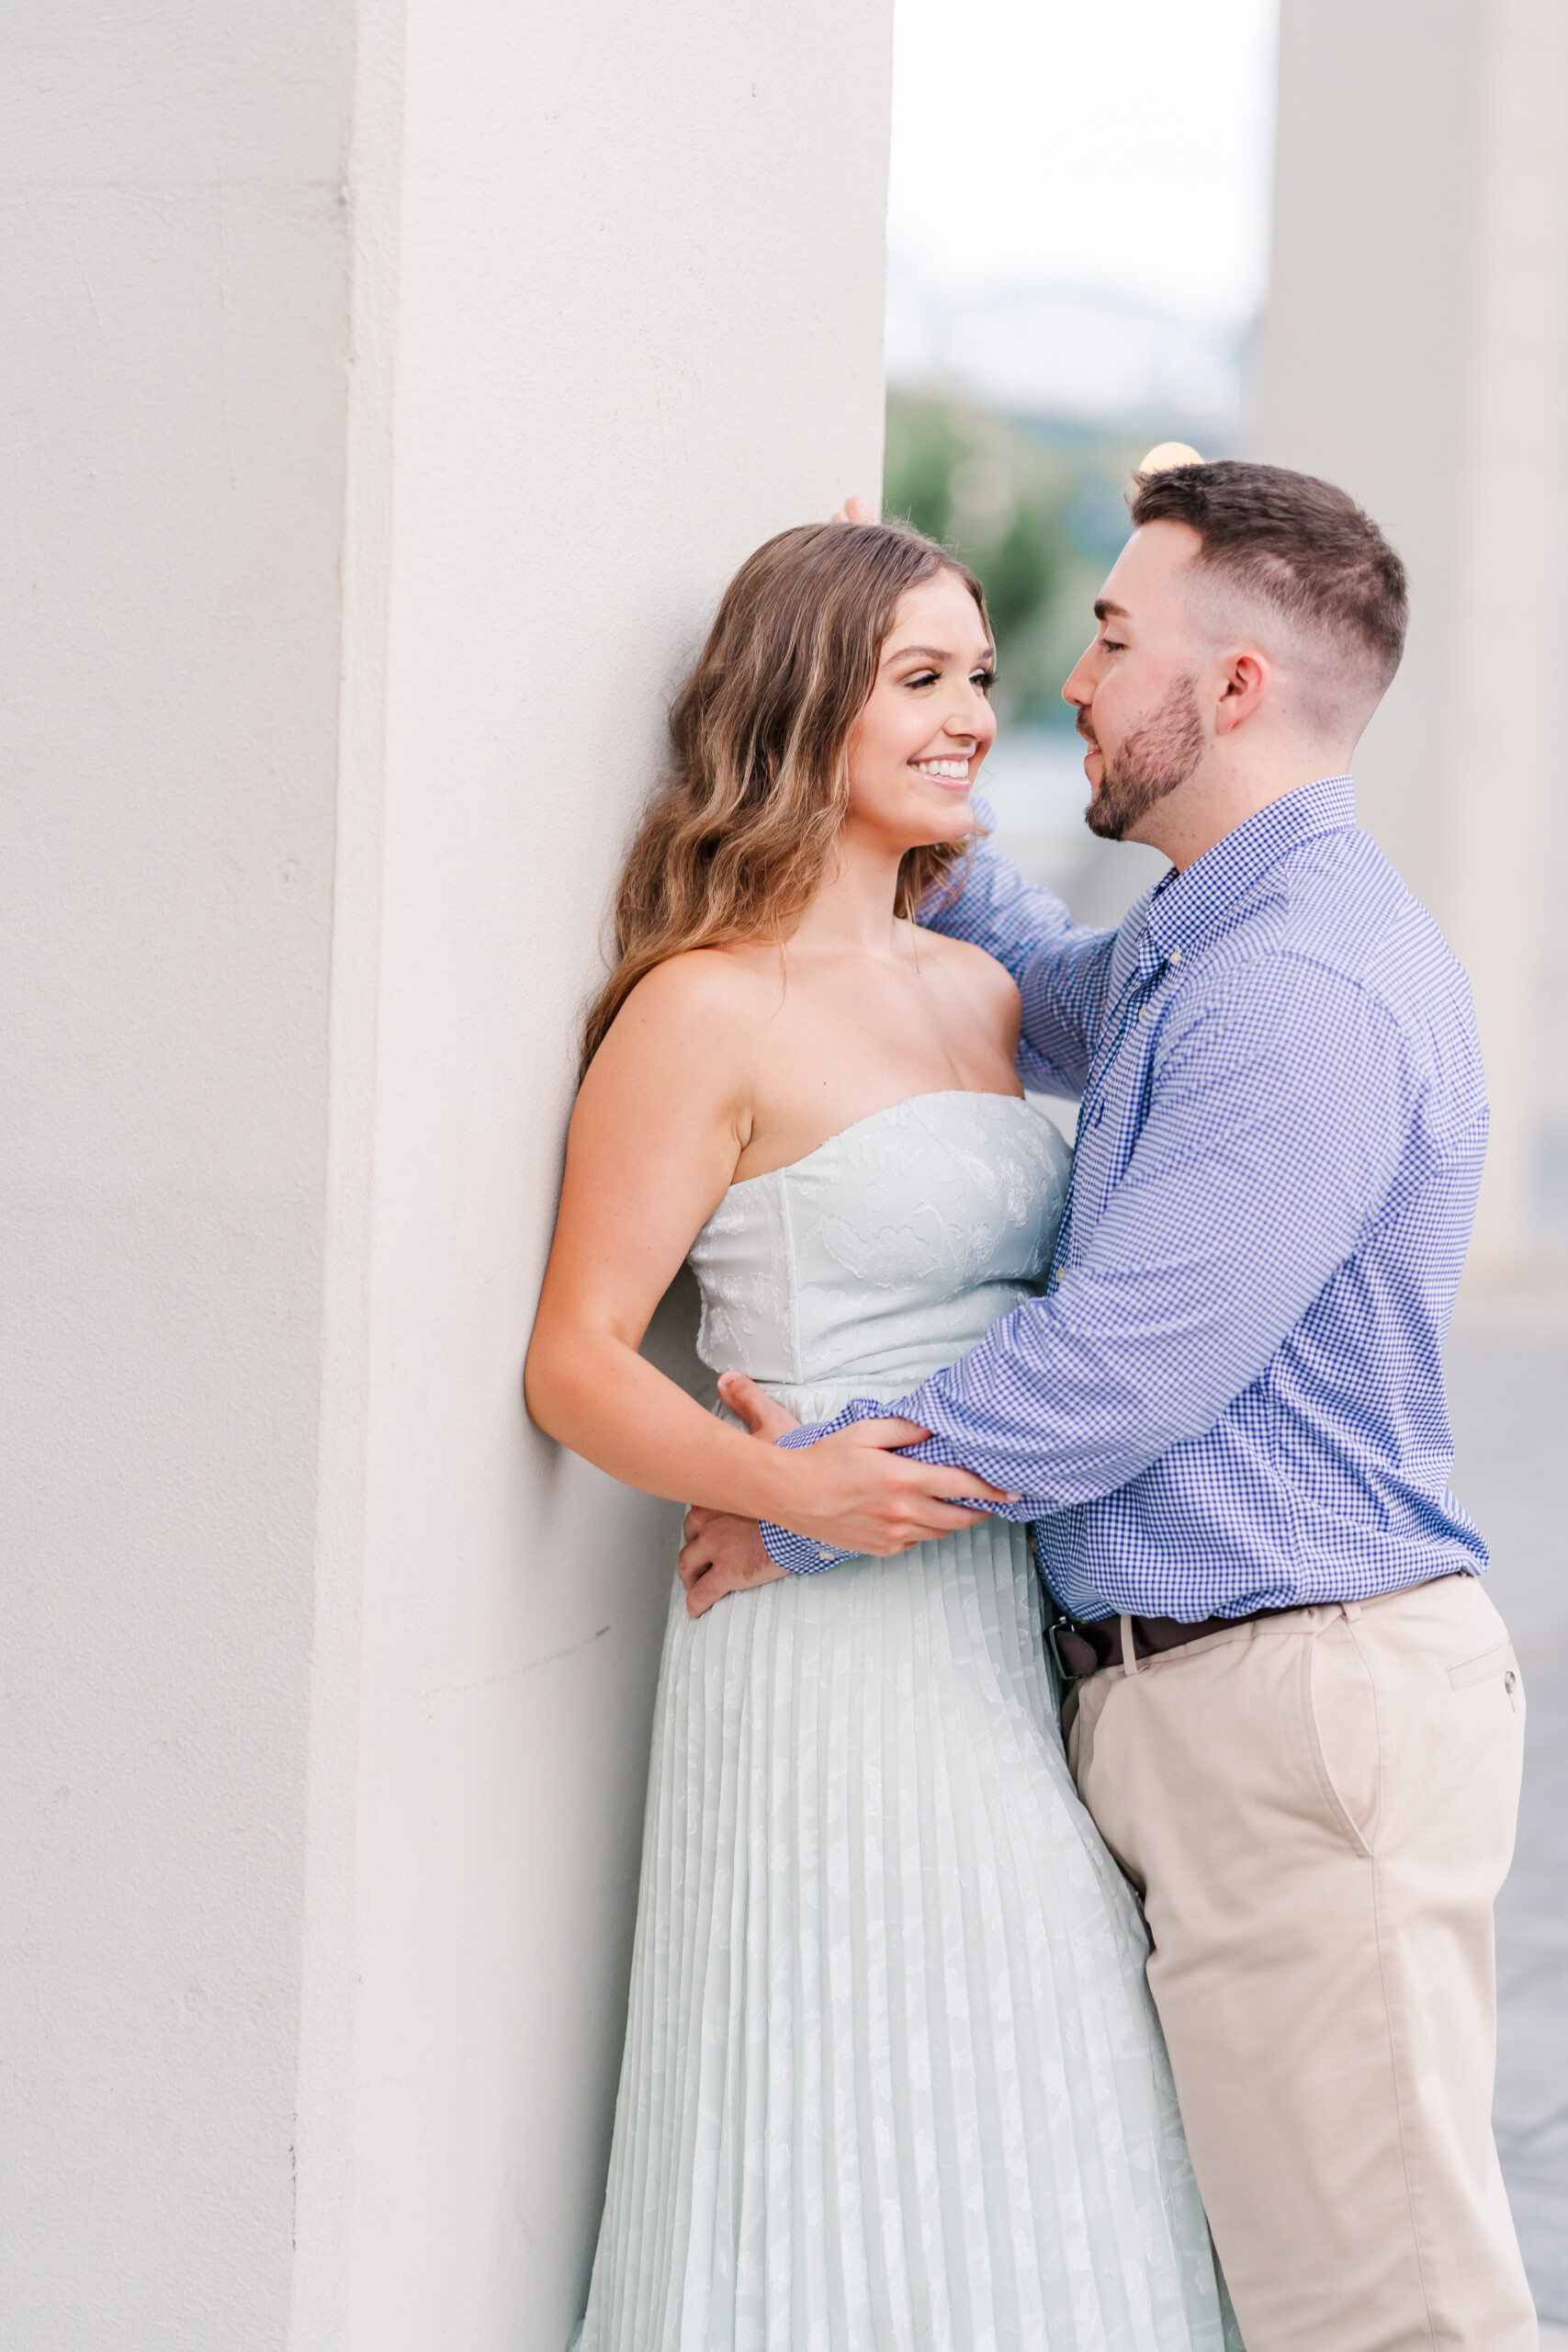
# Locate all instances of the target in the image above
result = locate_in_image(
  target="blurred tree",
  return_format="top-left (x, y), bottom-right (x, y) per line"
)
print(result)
top-left (884, 390), bottom-right (1148, 728)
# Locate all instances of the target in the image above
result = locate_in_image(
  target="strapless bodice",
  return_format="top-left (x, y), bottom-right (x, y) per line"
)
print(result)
top-left (687, 1091), bottom-right (1072, 1408)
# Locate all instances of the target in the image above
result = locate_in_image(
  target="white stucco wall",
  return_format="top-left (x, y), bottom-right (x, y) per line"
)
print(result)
top-left (1258, 0), bottom-right (1568, 1258)
top-left (1, 5), bottom-right (893, 2346)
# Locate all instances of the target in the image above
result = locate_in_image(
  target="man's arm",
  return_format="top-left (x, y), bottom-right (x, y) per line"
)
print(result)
top-left (920, 814), bottom-right (1118, 1096)
top-left (762, 956), bottom-right (1414, 1566)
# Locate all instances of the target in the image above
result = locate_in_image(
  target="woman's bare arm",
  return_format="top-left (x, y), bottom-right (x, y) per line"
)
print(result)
top-left (525, 956), bottom-right (1011, 1551)
top-left (526, 953), bottom-right (778, 1510)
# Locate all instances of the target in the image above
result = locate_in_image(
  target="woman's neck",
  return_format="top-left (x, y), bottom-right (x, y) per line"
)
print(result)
top-left (786, 823), bottom-right (908, 960)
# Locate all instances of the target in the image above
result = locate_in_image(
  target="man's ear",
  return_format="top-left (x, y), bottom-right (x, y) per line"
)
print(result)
top-left (1213, 650), bottom-right (1269, 736)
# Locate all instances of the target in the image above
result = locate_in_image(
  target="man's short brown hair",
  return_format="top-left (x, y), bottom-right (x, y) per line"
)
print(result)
top-left (1130, 460), bottom-right (1408, 689)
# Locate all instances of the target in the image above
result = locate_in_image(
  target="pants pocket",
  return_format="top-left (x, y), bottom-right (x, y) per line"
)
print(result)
top-left (1304, 1618), bottom-right (1382, 1854)
top-left (1448, 1640), bottom-right (1517, 1694)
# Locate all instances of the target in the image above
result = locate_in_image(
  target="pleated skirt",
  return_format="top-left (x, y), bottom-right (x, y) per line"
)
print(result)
top-left (574, 1514), bottom-right (1235, 2351)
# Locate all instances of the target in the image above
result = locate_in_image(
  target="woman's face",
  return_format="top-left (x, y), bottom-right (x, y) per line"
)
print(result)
top-left (843, 571), bottom-right (998, 852)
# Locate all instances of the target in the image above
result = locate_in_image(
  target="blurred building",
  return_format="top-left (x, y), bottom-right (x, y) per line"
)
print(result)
top-left (886, 261), bottom-right (1252, 442)
top-left (1260, 0), bottom-right (1568, 1264)
top-left (1263, 6), bottom-right (1568, 2314)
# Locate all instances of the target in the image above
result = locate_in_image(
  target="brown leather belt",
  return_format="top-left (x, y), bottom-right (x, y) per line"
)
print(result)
top-left (1047, 1604), bottom-right (1288, 1681)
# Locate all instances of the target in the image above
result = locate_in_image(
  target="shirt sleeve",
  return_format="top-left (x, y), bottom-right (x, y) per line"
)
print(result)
top-left (761, 954), bottom-right (1412, 1566)
top-left (920, 819), bottom-right (1116, 1096)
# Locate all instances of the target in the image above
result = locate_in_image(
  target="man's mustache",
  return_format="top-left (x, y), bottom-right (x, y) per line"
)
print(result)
top-left (1076, 712), bottom-right (1100, 752)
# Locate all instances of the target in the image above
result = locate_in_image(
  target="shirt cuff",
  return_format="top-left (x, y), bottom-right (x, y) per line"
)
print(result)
top-left (759, 1521), bottom-right (857, 1574)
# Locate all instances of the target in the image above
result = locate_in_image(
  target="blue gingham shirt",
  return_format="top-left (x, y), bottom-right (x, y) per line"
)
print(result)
top-left (761, 777), bottom-right (1491, 1620)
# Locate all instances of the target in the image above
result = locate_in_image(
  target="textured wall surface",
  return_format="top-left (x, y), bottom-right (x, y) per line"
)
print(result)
top-left (0, 5), bottom-right (893, 2346)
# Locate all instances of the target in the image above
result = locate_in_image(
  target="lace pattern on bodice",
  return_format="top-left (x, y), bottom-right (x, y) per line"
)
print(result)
top-left (687, 1091), bottom-right (1072, 1403)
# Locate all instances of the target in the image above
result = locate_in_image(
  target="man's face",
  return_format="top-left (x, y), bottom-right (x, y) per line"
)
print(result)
top-left (1062, 521), bottom-right (1211, 843)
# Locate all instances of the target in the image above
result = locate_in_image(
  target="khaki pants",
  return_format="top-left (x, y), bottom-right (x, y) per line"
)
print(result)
top-left (1066, 1572), bottom-right (1534, 2352)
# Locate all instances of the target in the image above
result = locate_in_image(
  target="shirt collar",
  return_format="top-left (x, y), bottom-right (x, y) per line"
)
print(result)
top-left (1138, 775), bottom-right (1355, 976)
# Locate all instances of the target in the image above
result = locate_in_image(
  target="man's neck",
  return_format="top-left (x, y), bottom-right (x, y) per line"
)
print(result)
top-left (1135, 752), bottom-right (1348, 873)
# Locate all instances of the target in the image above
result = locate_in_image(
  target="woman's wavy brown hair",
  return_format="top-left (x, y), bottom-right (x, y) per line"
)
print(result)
top-left (581, 520), bottom-right (989, 1073)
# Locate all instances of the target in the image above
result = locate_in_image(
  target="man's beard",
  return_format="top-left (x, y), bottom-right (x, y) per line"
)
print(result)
top-left (1080, 674), bottom-right (1204, 841)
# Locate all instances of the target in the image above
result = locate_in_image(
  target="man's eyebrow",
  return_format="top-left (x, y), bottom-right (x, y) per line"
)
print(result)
top-left (1092, 598), bottom-right (1129, 624)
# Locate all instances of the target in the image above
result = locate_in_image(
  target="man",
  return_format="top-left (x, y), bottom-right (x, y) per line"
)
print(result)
top-left (680, 462), bottom-right (1534, 2352)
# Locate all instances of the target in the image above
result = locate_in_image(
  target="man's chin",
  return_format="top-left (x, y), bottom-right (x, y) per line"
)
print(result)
top-left (1085, 794), bottom-right (1129, 843)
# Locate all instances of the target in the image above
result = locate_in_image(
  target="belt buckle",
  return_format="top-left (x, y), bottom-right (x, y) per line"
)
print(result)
top-left (1046, 1611), bottom-right (1096, 1682)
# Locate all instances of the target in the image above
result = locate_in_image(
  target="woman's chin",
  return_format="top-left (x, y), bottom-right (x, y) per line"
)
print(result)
top-left (902, 812), bottom-right (973, 853)
top-left (909, 788), bottom-right (976, 842)
top-left (848, 791), bottom-right (976, 858)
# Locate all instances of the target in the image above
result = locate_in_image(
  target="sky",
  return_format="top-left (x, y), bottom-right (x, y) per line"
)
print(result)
top-left (887, 0), bottom-right (1280, 329)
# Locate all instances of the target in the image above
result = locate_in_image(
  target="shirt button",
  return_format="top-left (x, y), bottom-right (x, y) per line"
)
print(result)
top-left (1168, 946), bottom-right (1182, 966)
top-left (817, 1545), bottom-right (835, 1562)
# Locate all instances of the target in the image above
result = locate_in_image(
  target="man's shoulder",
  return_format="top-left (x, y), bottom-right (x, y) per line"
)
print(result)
top-left (1219, 828), bottom-right (1472, 1018)
top-left (1179, 829), bottom-right (1484, 1129)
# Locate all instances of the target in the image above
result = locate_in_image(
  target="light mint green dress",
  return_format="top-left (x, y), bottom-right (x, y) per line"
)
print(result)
top-left (575, 1093), bottom-right (1235, 2351)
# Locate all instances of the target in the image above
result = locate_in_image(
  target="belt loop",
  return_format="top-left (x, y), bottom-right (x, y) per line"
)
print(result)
top-left (1120, 1613), bottom-right (1143, 1674)
top-left (1340, 1599), bottom-right (1362, 1623)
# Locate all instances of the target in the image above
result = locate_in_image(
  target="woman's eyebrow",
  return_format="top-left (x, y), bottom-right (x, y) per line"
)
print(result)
top-left (886, 642), bottom-right (995, 663)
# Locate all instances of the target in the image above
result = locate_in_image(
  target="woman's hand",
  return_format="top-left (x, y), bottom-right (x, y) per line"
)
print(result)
top-left (717, 1367), bottom-right (1016, 1554)
top-left (769, 1417), bottom-right (1013, 1554)
top-left (677, 1368), bottom-right (1017, 1617)
top-left (725, 1364), bottom-right (1015, 1551)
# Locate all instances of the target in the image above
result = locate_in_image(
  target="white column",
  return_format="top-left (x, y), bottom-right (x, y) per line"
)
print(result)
top-left (316, 6), bottom-right (893, 2345)
top-left (0, 6), bottom-right (893, 2347)
top-left (1258, 0), bottom-right (1568, 1263)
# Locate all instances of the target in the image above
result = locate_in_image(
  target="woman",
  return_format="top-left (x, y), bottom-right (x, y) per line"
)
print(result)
top-left (526, 521), bottom-right (1235, 2348)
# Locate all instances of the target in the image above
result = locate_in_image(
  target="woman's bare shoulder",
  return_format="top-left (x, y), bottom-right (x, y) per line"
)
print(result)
top-left (615, 945), bottom-right (776, 1033)
top-left (585, 947), bottom-right (773, 1098)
